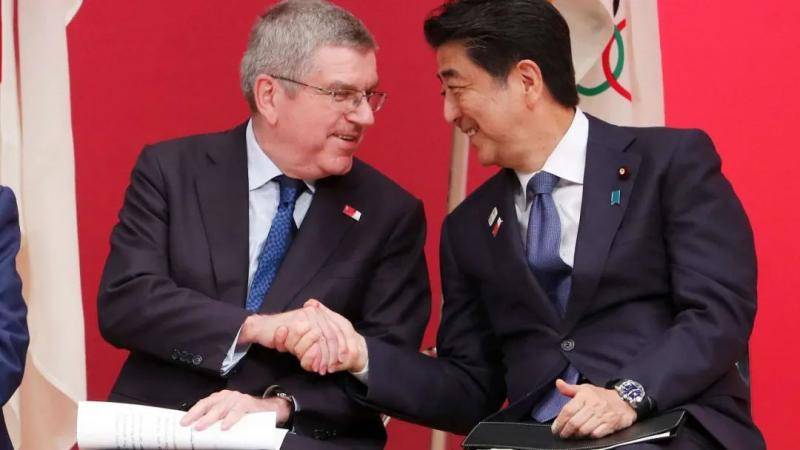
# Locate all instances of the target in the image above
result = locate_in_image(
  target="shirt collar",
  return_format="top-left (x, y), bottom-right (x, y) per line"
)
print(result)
top-left (515, 107), bottom-right (588, 193)
top-left (246, 119), bottom-right (316, 193)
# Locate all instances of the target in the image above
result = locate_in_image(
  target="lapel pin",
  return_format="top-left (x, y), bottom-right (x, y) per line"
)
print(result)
top-left (342, 204), bottom-right (362, 221)
top-left (618, 166), bottom-right (631, 180)
top-left (488, 207), bottom-right (498, 226)
top-left (610, 190), bottom-right (621, 206)
top-left (491, 217), bottom-right (503, 237)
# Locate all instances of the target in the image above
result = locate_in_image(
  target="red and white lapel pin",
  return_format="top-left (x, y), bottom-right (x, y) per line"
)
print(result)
top-left (342, 204), bottom-right (362, 222)
top-left (488, 206), bottom-right (503, 237)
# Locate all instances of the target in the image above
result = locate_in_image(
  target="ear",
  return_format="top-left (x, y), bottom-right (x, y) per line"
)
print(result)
top-left (253, 74), bottom-right (280, 125)
top-left (514, 59), bottom-right (544, 108)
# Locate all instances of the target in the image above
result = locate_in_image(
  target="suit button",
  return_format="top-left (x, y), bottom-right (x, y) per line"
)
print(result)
top-left (561, 339), bottom-right (575, 352)
top-left (192, 355), bottom-right (203, 366)
top-left (171, 349), bottom-right (179, 360)
top-left (179, 402), bottom-right (190, 411)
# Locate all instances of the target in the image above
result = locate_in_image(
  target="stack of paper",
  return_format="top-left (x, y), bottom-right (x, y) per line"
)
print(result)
top-left (77, 401), bottom-right (287, 449)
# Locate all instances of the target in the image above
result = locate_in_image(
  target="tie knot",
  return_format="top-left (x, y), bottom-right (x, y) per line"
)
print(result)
top-left (275, 175), bottom-right (304, 205)
top-left (527, 171), bottom-right (559, 195)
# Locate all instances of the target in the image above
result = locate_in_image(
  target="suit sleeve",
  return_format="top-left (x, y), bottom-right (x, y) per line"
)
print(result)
top-left (98, 148), bottom-right (249, 375)
top-left (616, 130), bottom-right (757, 410)
top-left (0, 187), bottom-right (28, 404)
top-left (282, 198), bottom-right (433, 440)
top-left (350, 215), bottom-right (507, 435)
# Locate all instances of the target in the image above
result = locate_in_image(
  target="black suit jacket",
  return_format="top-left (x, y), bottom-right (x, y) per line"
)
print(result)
top-left (357, 116), bottom-right (764, 449)
top-left (98, 122), bottom-right (430, 449)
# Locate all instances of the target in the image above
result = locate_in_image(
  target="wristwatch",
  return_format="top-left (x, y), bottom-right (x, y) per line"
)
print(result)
top-left (263, 385), bottom-right (296, 429)
top-left (609, 379), bottom-right (656, 418)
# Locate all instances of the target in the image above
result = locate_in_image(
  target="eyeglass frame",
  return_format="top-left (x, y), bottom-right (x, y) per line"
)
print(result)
top-left (270, 75), bottom-right (387, 113)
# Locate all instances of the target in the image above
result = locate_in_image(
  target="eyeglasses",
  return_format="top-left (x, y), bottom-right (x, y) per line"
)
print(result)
top-left (271, 75), bottom-right (387, 112)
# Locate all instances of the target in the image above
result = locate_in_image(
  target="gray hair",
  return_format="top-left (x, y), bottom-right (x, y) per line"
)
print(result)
top-left (240, 0), bottom-right (377, 111)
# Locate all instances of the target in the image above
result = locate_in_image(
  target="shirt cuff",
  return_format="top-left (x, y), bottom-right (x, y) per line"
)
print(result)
top-left (348, 357), bottom-right (369, 384)
top-left (221, 325), bottom-right (250, 375)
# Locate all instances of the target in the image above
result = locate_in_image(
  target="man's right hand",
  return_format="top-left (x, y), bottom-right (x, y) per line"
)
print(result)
top-left (274, 299), bottom-right (368, 374)
top-left (237, 300), bottom-right (367, 375)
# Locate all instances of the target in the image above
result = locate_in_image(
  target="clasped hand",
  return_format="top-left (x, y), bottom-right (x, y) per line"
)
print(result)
top-left (239, 298), bottom-right (367, 375)
top-left (181, 299), bottom-right (367, 431)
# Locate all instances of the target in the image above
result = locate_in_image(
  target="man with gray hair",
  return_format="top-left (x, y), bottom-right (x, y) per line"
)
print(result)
top-left (97, 1), bottom-right (430, 448)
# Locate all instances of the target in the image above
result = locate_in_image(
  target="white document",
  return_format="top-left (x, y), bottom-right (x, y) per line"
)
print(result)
top-left (77, 401), bottom-right (288, 450)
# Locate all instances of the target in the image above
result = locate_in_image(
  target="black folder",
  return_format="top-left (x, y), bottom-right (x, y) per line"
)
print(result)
top-left (462, 410), bottom-right (686, 450)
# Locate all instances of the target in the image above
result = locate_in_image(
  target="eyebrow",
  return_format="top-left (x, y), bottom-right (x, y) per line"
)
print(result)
top-left (328, 80), bottom-right (381, 91)
top-left (438, 68), bottom-right (462, 80)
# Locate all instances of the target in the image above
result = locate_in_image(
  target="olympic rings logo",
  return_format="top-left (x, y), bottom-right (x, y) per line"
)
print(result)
top-left (577, 19), bottom-right (631, 101)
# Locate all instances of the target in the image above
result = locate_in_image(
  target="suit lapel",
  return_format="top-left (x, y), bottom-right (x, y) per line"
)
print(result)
top-left (196, 123), bottom-right (250, 307)
top-left (259, 173), bottom-right (358, 314)
top-left (563, 116), bottom-right (640, 331)
top-left (486, 170), bottom-right (561, 327)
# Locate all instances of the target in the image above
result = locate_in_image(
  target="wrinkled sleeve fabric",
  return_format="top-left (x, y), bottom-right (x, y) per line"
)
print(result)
top-left (351, 216), bottom-right (506, 434)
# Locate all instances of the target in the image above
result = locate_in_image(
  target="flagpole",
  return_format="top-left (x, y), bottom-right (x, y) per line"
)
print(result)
top-left (429, 125), bottom-right (470, 450)
top-left (446, 126), bottom-right (470, 213)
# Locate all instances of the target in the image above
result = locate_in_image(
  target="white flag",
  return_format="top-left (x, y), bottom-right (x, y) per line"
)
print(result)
top-left (576, 0), bottom-right (665, 126)
top-left (0, 0), bottom-right (86, 448)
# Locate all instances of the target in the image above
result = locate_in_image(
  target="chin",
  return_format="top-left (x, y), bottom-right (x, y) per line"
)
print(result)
top-left (323, 155), bottom-right (354, 177)
top-left (474, 146), bottom-right (498, 167)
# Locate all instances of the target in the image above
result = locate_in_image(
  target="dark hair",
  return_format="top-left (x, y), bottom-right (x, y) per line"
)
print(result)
top-left (424, 0), bottom-right (578, 107)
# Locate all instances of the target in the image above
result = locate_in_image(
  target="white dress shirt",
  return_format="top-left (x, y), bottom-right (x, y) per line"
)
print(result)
top-left (245, 121), bottom-right (315, 288)
top-left (513, 108), bottom-right (588, 267)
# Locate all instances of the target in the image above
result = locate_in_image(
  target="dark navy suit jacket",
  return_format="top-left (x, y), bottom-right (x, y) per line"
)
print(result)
top-left (356, 116), bottom-right (764, 449)
top-left (0, 187), bottom-right (29, 450)
top-left (98, 123), bottom-right (430, 449)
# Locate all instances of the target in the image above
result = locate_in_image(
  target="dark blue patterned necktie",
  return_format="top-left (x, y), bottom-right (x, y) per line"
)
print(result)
top-left (525, 171), bottom-right (581, 422)
top-left (245, 175), bottom-right (304, 312)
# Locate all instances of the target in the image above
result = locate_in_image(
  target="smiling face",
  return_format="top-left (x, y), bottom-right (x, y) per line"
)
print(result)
top-left (257, 45), bottom-right (379, 180)
top-left (436, 42), bottom-right (531, 168)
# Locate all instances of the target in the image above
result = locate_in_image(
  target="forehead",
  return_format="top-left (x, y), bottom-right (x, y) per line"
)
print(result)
top-left (306, 45), bottom-right (379, 89)
top-left (435, 41), bottom-right (485, 82)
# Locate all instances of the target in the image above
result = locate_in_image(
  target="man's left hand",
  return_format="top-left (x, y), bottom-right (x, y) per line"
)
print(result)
top-left (550, 379), bottom-right (636, 439)
top-left (180, 389), bottom-right (291, 431)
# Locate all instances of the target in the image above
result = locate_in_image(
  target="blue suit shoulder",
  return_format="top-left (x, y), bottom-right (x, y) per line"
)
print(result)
top-left (0, 185), bottom-right (29, 450)
top-left (605, 120), bottom-right (719, 166)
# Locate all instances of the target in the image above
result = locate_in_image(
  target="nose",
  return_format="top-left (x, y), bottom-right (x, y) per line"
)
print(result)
top-left (443, 93), bottom-right (460, 124)
top-left (348, 99), bottom-right (375, 127)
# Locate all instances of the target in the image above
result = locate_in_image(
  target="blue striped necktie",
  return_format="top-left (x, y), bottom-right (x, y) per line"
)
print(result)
top-left (245, 175), bottom-right (304, 312)
top-left (526, 171), bottom-right (581, 422)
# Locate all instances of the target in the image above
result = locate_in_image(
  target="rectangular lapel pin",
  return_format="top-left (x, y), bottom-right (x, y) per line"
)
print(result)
top-left (491, 217), bottom-right (503, 237)
top-left (488, 207), bottom-right (498, 226)
top-left (342, 204), bottom-right (362, 221)
top-left (610, 189), bottom-right (622, 206)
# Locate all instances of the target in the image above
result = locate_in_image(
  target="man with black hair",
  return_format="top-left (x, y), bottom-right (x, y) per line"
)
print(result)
top-left (274, 1), bottom-right (764, 448)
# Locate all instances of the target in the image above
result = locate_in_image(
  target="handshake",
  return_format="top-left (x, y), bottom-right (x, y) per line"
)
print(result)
top-left (238, 299), bottom-right (368, 375)
top-left (180, 299), bottom-right (368, 431)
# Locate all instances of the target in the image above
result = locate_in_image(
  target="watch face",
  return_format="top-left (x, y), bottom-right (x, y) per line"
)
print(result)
top-left (619, 380), bottom-right (645, 403)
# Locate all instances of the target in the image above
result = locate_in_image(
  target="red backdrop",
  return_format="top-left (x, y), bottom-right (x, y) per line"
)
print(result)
top-left (67, 1), bottom-right (799, 448)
